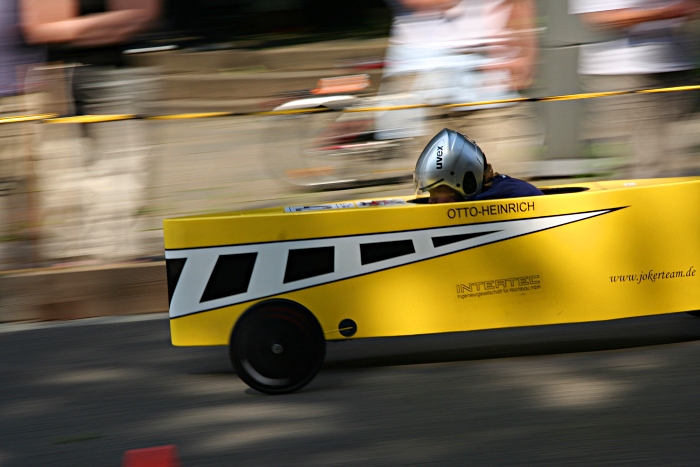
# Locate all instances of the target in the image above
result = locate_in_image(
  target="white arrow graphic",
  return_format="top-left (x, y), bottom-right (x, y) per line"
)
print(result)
top-left (166, 208), bottom-right (621, 318)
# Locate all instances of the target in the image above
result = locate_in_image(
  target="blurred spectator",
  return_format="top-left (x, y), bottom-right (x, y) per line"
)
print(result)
top-left (570, 0), bottom-right (700, 178)
top-left (0, 0), bottom-right (45, 269)
top-left (20, 0), bottom-right (162, 265)
top-left (376, 0), bottom-right (542, 178)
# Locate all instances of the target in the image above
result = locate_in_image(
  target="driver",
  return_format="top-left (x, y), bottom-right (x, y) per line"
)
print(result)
top-left (414, 128), bottom-right (543, 204)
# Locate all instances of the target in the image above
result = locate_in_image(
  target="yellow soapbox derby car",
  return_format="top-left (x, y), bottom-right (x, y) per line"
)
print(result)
top-left (164, 176), bottom-right (700, 394)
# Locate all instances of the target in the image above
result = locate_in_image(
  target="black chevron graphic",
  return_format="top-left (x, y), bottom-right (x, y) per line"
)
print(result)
top-left (431, 230), bottom-right (500, 248)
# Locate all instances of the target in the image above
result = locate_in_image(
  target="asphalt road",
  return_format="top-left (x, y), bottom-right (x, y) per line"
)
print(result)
top-left (3, 312), bottom-right (700, 466)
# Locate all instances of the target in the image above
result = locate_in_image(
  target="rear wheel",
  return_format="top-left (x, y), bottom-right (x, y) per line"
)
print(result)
top-left (231, 300), bottom-right (325, 394)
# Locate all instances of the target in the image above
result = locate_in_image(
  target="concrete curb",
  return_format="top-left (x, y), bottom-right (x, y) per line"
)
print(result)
top-left (0, 263), bottom-right (168, 323)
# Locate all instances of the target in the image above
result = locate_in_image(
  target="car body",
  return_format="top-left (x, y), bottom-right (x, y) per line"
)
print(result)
top-left (164, 176), bottom-right (700, 393)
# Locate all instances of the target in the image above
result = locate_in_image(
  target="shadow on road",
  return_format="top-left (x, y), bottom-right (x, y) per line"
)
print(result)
top-left (322, 312), bottom-right (700, 370)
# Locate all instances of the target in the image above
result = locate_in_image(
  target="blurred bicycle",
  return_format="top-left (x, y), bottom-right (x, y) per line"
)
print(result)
top-left (264, 72), bottom-right (416, 190)
top-left (264, 40), bottom-right (517, 190)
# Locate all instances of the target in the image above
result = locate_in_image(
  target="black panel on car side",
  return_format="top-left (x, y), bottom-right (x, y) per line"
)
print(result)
top-left (360, 239), bottom-right (415, 265)
top-left (284, 247), bottom-right (335, 283)
top-left (200, 253), bottom-right (258, 303)
top-left (431, 231), bottom-right (498, 248)
top-left (166, 258), bottom-right (187, 305)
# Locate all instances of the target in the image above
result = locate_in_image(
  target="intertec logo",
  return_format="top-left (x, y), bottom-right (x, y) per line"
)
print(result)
top-left (456, 275), bottom-right (540, 299)
top-left (610, 266), bottom-right (696, 284)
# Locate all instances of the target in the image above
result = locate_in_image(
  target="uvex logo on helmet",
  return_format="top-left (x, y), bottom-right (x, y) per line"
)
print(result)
top-left (436, 145), bottom-right (444, 169)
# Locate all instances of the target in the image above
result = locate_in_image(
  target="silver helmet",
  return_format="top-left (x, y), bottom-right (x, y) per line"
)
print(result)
top-left (413, 128), bottom-right (487, 200)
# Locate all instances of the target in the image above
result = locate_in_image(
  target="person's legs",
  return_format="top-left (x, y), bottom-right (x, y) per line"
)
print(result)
top-left (32, 65), bottom-right (159, 264)
top-left (0, 95), bottom-right (33, 268)
top-left (580, 72), bottom-right (694, 179)
top-left (31, 65), bottom-right (89, 264)
top-left (374, 72), bottom-right (428, 140)
top-left (74, 67), bottom-right (157, 262)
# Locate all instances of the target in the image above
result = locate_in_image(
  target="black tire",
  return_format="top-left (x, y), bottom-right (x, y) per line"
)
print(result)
top-left (687, 311), bottom-right (700, 318)
top-left (230, 300), bottom-right (325, 395)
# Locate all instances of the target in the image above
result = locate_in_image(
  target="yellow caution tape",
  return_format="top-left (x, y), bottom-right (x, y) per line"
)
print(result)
top-left (148, 112), bottom-right (235, 120)
top-left (43, 114), bottom-right (136, 124)
top-left (0, 113), bottom-right (57, 123)
top-left (2, 83), bottom-right (700, 124)
top-left (637, 85), bottom-right (700, 94)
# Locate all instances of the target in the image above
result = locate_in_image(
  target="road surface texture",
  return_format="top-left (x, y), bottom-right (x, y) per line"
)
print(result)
top-left (2, 312), bottom-right (700, 466)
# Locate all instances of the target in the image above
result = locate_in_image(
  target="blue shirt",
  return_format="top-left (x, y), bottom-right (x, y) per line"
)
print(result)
top-left (471, 175), bottom-right (543, 201)
top-left (0, 0), bottom-right (46, 97)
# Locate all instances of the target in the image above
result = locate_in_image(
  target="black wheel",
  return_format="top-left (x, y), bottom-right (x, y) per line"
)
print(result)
top-left (230, 300), bottom-right (325, 394)
top-left (687, 311), bottom-right (700, 318)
